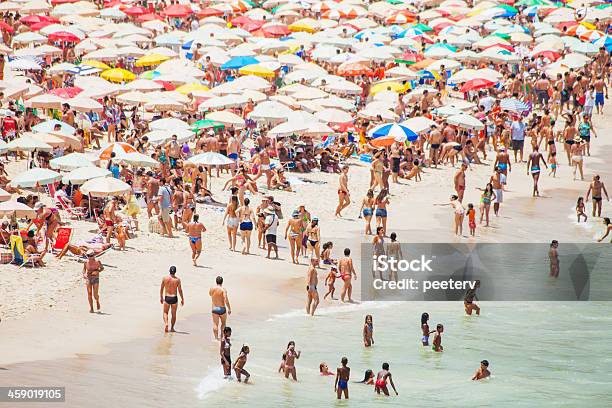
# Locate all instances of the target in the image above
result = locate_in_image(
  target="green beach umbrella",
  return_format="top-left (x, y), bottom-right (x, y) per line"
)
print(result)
top-left (491, 32), bottom-right (511, 40)
top-left (412, 23), bottom-right (433, 32)
top-left (191, 119), bottom-right (225, 131)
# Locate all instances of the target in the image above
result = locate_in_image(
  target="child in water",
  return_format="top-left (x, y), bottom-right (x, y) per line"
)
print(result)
top-left (323, 267), bottom-right (339, 300)
top-left (432, 324), bottom-right (444, 352)
top-left (363, 315), bottom-right (374, 347)
top-left (233, 344), bottom-right (250, 383)
top-left (421, 312), bottom-right (434, 346)
top-left (467, 203), bottom-right (476, 237)
top-left (472, 360), bottom-right (491, 380)
top-left (576, 197), bottom-right (588, 222)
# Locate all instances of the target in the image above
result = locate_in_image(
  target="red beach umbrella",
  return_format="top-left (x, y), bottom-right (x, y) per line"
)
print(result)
top-left (197, 8), bottom-right (224, 18)
top-left (124, 6), bottom-right (148, 16)
top-left (163, 4), bottom-right (193, 18)
top-left (48, 87), bottom-right (83, 98)
top-left (460, 78), bottom-right (495, 92)
top-left (48, 31), bottom-right (81, 43)
top-left (262, 24), bottom-right (290, 37)
top-left (0, 21), bottom-right (15, 33)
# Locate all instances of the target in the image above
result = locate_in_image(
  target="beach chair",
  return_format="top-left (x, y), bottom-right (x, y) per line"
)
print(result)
top-left (52, 227), bottom-right (72, 254)
top-left (10, 234), bottom-right (41, 268)
top-left (56, 196), bottom-right (87, 220)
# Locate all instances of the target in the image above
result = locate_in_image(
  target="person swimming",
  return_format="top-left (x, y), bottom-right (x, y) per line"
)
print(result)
top-left (363, 315), bottom-right (374, 347)
top-left (472, 360), bottom-right (491, 380)
top-left (357, 369), bottom-right (374, 385)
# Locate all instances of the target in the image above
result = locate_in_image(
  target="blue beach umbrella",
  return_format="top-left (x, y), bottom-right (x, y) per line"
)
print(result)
top-left (500, 98), bottom-right (529, 112)
top-left (369, 123), bottom-right (418, 142)
top-left (593, 35), bottom-right (612, 51)
top-left (221, 56), bottom-right (260, 70)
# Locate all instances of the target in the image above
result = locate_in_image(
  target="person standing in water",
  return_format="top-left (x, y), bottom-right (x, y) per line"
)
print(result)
top-left (220, 326), bottom-right (232, 378)
top-left (363, 315), bottom-right (374, 347)
top-left (284, 341), bottom-right (301, 381)
top-left (159, 266), bottom-right (184, 333)
top-left (335, 357), bottom-right (351, 400)
top-left (549, 240), bottom-right (559, 278)
top-left (209, 276), bottom-right (232, 340)
top-left (339, 248), bottom-right (357, 303)
top-left (421, 312), bottom-right (434, 346)
top-left (186, 214), bottom-right (206, 266)
top-left (335, 166), bottom-right (350, 217)
top-left (464, 280), bottom-right (480, 315)
top-left (374, 363), bottom-right (398, 396)
top-left (432, 324), bottom-right (444, 352)
top-left (526, 145), bottom-right (548, 197)
top-left (234, 344), bottom-right (250, 383)
top-left (306, 257), bottom-right (319, 316)
top-left (83, 249), bottom-right (104, 313)
top-left (472, 360), bottom-right (491, 380)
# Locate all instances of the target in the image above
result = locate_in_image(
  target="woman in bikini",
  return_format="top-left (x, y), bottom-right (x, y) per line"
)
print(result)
top-left (83, 250), bottom-right (104, 313)
top-left (370, 151), bottom-right (385, 192)
top-left (421, 312), bottom-right (434, 346)
top-left (283, 341), bottom-right (301, 381)
top-left (305, 217), bottom-right (321, 261)
top-left (285, 210), bottom-right (303, 264)
top-left (477, 183), bottom-right (496, 227)
top-left (237, 197), bottom-right (255, 255)
top-left (359, 189), bottom-right (375, 235)
top-left (222, 195), bottom-right (239, 251)
top-left (374, 189), bottom-right (390, 236)
top-left (570, 137), bottom-right (585, 181)
top-left (363, 314), bottom-right (374, 347)
top-left (34, 202), bottom-right (60, 250)
top-left (436, 195), bottom-right (465, 236)
top-left (220, 326), bottom-right (232, 378)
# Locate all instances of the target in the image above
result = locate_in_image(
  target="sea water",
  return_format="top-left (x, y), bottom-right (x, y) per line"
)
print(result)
top-left (199, 301), bottom-right (612, 407)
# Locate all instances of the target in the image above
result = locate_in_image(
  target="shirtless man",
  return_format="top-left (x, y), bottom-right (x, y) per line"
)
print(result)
top-left (472, 360), bottom-right (491, 381)
top-left (306, 257), bottom-right (319, 316)
top-left (338, 248), bottom-right (357, 303)
top-left (159, 266), bottom-right (184, 333)
top-left (549, 240), bottom-right (559, 278)
top-left (146, 173), bottom-right (160, 218)
top-left (181, 188), bottom-right (195, 229)
top-left (585, 175), bottom-right (609, 217)
top-left (227, 130), bottom-right (240, 174)
top-left (490, 167), bottom-right (504, 216)
top-left (374, 363), bottom-right (398, 396)
top-left (103, 197), bottom-right (119, 243)
top-left (335, 357), bottom-right (351, 400)
top-left (171, 184), bottom-right (183, 231)
top-left (164, 134), bottom-right (182, 169)
top-left (335, 166), bottom-right (350, 217)
top-left (593, 77), bottom-right (608, 115)
top-left (454, 162), bottom-right (467, 202)
top-left (493, 146), bottom-right (511, 183)
top-left (526, 145), bottom-right (548, 197)
top-left (429, 125), bottom-right (443, 168)
top-left (186, 214), bottom-right (206, 266)
top-left (209, 276), bottom-right (232, 340)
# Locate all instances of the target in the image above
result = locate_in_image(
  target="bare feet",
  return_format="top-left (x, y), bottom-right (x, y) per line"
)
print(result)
top-left (164, 326), bottom-right (169, 333)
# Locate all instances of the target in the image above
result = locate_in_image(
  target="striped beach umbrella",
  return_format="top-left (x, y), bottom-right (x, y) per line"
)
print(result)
top-left (369, 123), bottom-right (418, 142)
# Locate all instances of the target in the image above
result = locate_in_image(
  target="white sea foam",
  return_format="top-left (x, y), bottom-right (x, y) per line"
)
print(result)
top-left (196, 366), bottom-right (229, 400)
top-left (266, 301), bottom-right (393, 321)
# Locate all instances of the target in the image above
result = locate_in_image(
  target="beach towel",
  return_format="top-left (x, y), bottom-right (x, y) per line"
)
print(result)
top-left (10, 235), bottom-right (25, 265)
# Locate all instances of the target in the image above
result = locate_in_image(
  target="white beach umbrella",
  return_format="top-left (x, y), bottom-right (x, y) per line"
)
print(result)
top-left (7, 136), bottom-right (53, 152)
top-left (303, 122), bottom-right (335, 137)
top-left (268, 121), bottom-right (308, 137)
top-left (66, 97), bottom-right (104, 113)
top-left (447, 113), bottom-right (484, 130)
top-left (25, 94), bottom-right (63, 109)
top-left (32, 120), bottom-right (76, 135)
top-left (143, 129), bottom-right (194, 145)
top-left (0, 139), bottom-right (7, 154)
top-left (247, 101), bottom-right (293, 122)
top-left (80, 177), bottom-right (131, 197)
top-left (200, 95), bottom-right (248, 110)
top-left (188, 152), bottom-right (234, 166)
top-left (62, 167), bottom-right (111, 185)
top-left (149, 118), bottom-right (190, 131)
top-left (50, 152), bottom-right (96, 171)
top-left (401, 116), bottom-right (438, 134)
top-left (9, 168), bottom-right (62, 188)
top-left (206, 111), bottom-right (245, 128)
top-left (119, 152), bottom-right (160, 168)
top-left (0, 201), bottom-right (36, 217)
top-left (315, 108), bottom-right (353, 123)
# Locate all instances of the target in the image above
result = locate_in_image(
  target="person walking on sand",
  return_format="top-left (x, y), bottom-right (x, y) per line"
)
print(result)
top-left (284, 341), bottom-right (301, 381)
top-left (359, 189), bottom-right (375, 235)
top-left (286, 210), bottom-right (303, 264)
top-left (374, 189), bottom-right (390, 236)
top-left (374, 363), bottom-right (398, 396)
top-left (527, 145), bottom-right (548, 197)
top-left (158, 178), bottom-right (174, 238)
top-left (436, 195), bottom-right (465, 236)
top-left (186, 214), bottom-right (206, 266)
top-left (223, 195), bottom-right (239, 252)
top-left (83, 249), bottom-right (104, 313)
top-left (549, 240), bottom-right (559, 278)
top-left (586, 175), bottom-right (609, 218)
top-left (264, 206), bottom-right (279, 259)
top-left (209, 276), bottom-right (232, 340)
top-left (160, 266), bottom-right (184, 333)
top-left (306, 257), bottom-right (320, 316)
top-left (335, 357), bottom-right (351, 400)
top-left (238, 197), bottom-right (255, 255)
top-left (454, 162), bottom-right (468, 202)
top-left (339, 248), bottom-right (357, 302)
top-left (335, 166), bottom-right (350, 217)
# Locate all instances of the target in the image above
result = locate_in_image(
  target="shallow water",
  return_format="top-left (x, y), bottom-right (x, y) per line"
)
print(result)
top-left (200, 301), bottom-right (612, 407)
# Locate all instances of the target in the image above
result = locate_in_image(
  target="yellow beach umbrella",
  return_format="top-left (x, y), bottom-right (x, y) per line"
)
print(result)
top-left (288, 20), bottom-right (318, 33)
top-left (175, 82), bottom-right (210, 95)
top-left (82, 59), bottom-right (111, 70)
top-left (370, 81), bottom-right (410, 96)
top-left (238, 64), bottom-right (275, 78)
top-left (101, 68), bottom-right (136, 83)
top-left (135, 53), bottom-right (171, 67)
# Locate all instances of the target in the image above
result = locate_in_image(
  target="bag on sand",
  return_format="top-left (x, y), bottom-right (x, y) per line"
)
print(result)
top-left (148, 217), bottom-right (162, 234)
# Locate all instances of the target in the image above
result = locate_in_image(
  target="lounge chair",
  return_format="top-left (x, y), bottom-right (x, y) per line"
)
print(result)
top-left (52, 226), bottom-right (72, 254)
top-left (10, 234), bottom-right (42, 268)
top-left (56, 196), bottom-right (87, 220)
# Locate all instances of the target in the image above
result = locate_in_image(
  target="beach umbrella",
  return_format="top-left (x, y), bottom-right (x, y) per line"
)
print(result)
top-left (80, 177), bottom-right (131, 197)
top-left (238, 64), bottom-right (276, 78)
top-left (149, 118), bottom-right (190, 131)
top-left (96, 142), bottom-right (138, 160)
top-left (32, 119), bottom-right (75, 135)
top-left (144, 129), bottom-right (194, 145)
top-left (124, 5), bottom-right (147, 16)
top-left (119, 152), bottom-right (160, 168)
top-left (0, 187), bottom-right (10, 202)
top-left (25, 94), bottom-right (63, 109)
top-left (81, 60), bottom-right (111, 70)
top-left (592, 35), bottom-right (612, 51)
top-left (175, 83), bottom-right (209, 95)
top-left (248, 101), bottom-right (293, 122)
top-left (67, 96), bottom-right (104, 113)
top-left (447, 113), bottom-right (484, 130)
top-left (315, 108), bottom-right (353, 124)
top-left (200, 95), bottom-right (247, 110)
top-left (188, 152), bottom-right (233, 166)
top-left (62, 166), bottom-right (111, 185)
top-left (221, 56), bottom-right (260, 70)
top-left (369, 123), bottom-right (418, 142)
top-left (401, 116), bottom-right (438, 134)
top-left (460, 78), bottom-right (496, 92)
top-left (268, 121), bottom-right (308, 137)
top-left (0, 139), bottom-right (7, 154)
top-left (500, 98), bottom-right (530, 112)
top-left (48, 31), bottom-right (81, 42)
top-left (135, 53), bottom-right (171, 67)
top-left (7, 58), bottom-right (42, 71)
top-left (101, 68), bottom-right (136, 83)
top-left (9, 168), bottom-right (62, 188)
top-left (0, 201), bottom-right (36, 217)
top-left (205, 111), bottom-right (245, 128)
top-left (49, 152), bottom-right (95, 171)
top-left (47, 86), bottom-right (82, 99)
top-left (66, 64), bottom-right (101, 76)
top-left (163, 4), bottom-right (192, 18)
top-left (337, 62), bottom-right (372, 76)
top-left (7, 136), bottom-right (52, 152)
top-left (191, 120), bottom-right (225, 132)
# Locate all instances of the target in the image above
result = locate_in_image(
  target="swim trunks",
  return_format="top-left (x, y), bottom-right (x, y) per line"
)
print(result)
top-left (239, 221), bottom-right (253, 231)
top-left (164, 296), bottom-right (178, 305)
top-left (212, 306), bottom-right (226, 315)
top-left (189, 236), bottom-right (201, 244)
